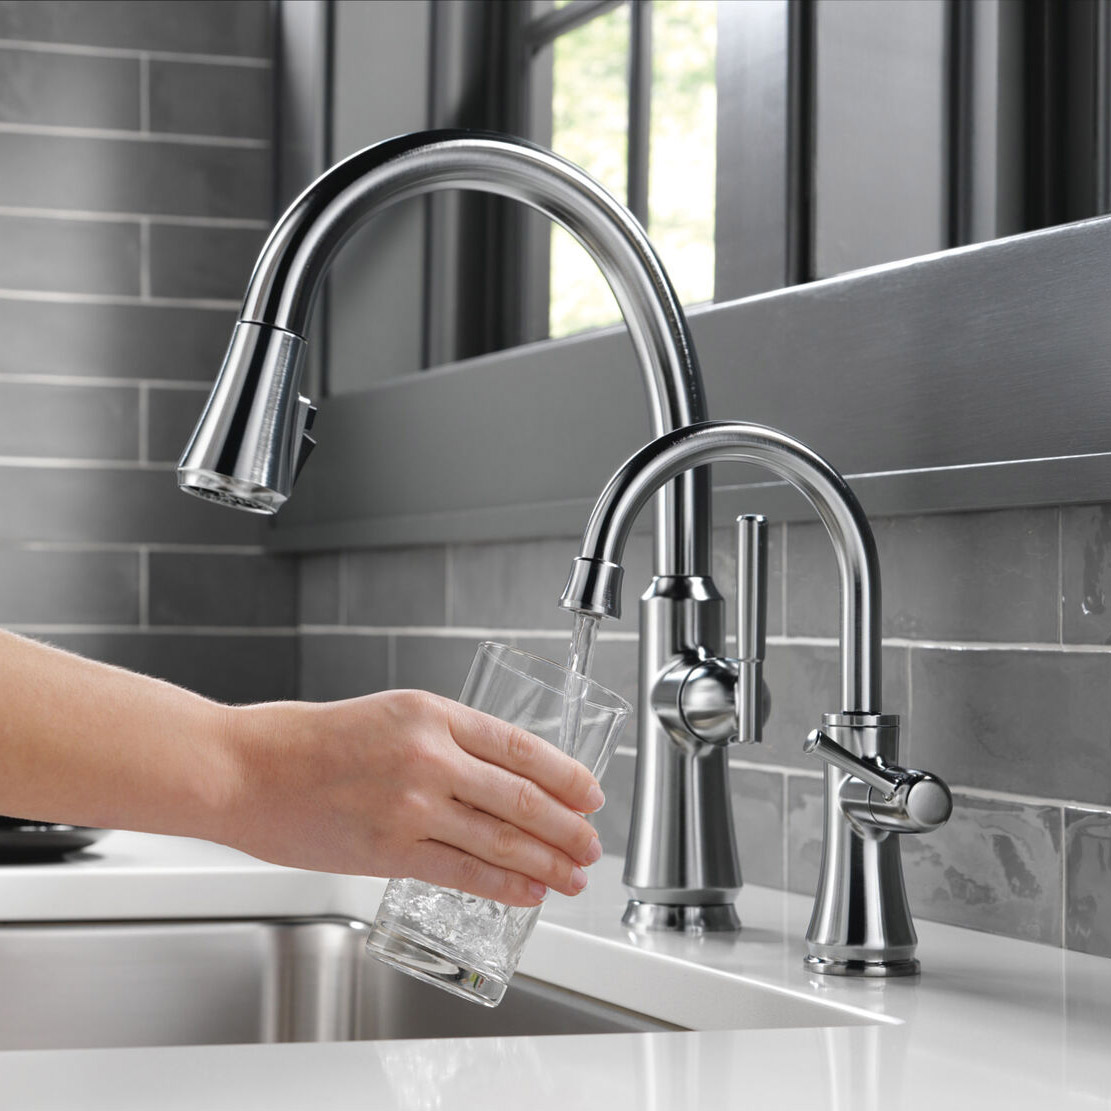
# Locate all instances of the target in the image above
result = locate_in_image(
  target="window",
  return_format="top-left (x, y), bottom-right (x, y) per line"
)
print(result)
top-left (520, 0), bottom-right (718, 338)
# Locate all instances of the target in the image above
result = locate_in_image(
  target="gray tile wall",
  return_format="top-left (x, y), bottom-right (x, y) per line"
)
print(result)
top-left (298, 504), bottom-right (1111, 959)
top-left (0, 1), bottom-right (293, 704)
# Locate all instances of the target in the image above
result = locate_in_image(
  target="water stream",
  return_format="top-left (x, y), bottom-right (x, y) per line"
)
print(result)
top-left (558, 612), bottom-right (599, 757)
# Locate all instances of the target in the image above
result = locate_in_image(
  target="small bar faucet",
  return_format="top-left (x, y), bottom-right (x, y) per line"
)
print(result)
top-left (560, 420), bottom-right (952, 974)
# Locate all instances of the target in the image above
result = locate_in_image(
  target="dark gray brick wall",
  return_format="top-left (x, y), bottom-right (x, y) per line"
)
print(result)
top-left (0, 1), bottom-right (284, 707)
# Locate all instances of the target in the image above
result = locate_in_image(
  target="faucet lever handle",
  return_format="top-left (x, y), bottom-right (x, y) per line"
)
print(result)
top-left (735, 515), bottom-right (768, 743)
top-left (806, 729), bottom-right (953, 834)
top-left (804, 729), bottom-right (904, 797)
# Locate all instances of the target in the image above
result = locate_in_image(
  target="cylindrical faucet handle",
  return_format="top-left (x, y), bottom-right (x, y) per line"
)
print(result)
top-left (736, 515), bottom-right (768, 743)
top-left (805, 729), bottom-right (953, 834)
top-left (804, 729), bottom-right (905, 797)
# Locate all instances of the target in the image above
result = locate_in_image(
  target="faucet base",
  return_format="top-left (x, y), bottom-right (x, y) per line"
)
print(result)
top-left (622, 901), bottom-right (740, 934)
top-left (803, 954), bottom-right (920, 978)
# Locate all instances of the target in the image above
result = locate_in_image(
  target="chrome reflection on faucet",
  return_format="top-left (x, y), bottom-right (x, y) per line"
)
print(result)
top-left (176, 130), bottom-right (737, 932)
top-left (559, 420), bottom-right (952, 975)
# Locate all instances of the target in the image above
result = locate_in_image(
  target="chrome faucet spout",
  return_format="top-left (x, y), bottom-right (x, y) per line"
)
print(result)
top-left (561, 420), bottom-right (882, 713)
top-left (178, 129), bottom-right (710, 576)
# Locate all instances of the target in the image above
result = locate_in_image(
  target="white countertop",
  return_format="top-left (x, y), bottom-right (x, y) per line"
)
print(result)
top-left (0, 830), bottom-right (1107, 1110)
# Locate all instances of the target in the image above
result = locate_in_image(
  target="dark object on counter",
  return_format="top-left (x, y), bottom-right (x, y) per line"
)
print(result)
top-left (0, 816), bottom-right (108, 863)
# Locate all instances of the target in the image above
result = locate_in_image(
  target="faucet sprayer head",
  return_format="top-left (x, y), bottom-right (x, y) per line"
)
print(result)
top-left (559, 556), bottom-right (624, 620)
top-left (177, 322), bottom-right (316, 514)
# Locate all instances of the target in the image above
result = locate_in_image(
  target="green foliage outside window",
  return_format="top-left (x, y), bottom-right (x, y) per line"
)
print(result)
top-left (549, 1), bottom-right (717, 338)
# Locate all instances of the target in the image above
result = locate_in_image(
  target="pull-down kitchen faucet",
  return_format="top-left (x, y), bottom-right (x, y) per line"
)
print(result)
top-left (178, 130), bottom-right (736, 933)
top-left (177, 131), bottom-right (949, 973)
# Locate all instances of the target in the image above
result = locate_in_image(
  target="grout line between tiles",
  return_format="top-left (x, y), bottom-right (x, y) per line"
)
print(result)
top-left (781, 771), bottom-right (790, 891)
top-left (0, 38), bottom-right (273, 67)
top-left (138, 52), bottom-right (150, 133)
top-left (19, 541), bottom-right (266, 554)
top-left (444, 547), bottom-right (453, 626)
top-left (1060, 806), bottom-right (1068, 950)
top-left (7, 623), bottom-right (296, 637)
top-left (0, 373), bottom-right (211, 390)
top-left (781, 520), bottom-right (788, 635)
top-left (0, 456), bottom-right (174, 470)
top-left (0, 119), bottom-right (269, 149)
top-left (338, 554), bottom-right (349, 625)
top-left (138, 546), bottom-right (149, 627)
top-left (1057, 508), bottom-right (1064, 645)
top-left (904, 644), bottom-right (913, 762)
top-left (0, 205), bottom-right (269, 228)
top-left (138, 218), bottom-right (151, 299)
top-left (137, 382), bottom-right (149, 463)
top-left (0, 288), bottom-right (239, 310)
top-left (730, 758), bottom-right (822, 779)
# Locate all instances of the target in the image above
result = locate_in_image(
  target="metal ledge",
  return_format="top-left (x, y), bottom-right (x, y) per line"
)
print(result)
top-left (265, 214), bottom-right (1111, 551)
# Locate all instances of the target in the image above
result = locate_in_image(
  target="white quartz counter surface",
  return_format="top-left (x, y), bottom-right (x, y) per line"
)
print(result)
top-left (0, 830), bottom-right (1107, 1109)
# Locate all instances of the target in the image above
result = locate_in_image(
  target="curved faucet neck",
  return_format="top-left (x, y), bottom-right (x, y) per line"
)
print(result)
top-left (564, 420), bottom-right (883, 713)
top-left (240, 129), bottom-right (711, 575)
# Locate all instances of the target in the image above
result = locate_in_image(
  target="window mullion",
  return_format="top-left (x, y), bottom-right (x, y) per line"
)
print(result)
top-left (627, 0), bottom-right (652, 225)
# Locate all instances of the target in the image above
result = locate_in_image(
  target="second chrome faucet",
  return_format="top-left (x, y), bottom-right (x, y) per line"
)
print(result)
top-left (560, 420), bottom-right (952, 975)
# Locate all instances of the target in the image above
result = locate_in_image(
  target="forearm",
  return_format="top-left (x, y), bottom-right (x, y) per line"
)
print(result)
top-left (0, 630), bottom-right (605, 905)
top-left (0, 629), bottom-right (237, 840)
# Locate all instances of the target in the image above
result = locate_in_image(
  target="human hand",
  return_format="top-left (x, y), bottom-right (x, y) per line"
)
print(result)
top-left (220, 689), bottom-right (605, 907)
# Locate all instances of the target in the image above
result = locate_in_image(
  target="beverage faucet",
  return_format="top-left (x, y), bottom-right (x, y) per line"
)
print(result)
top-left (177, 130), bottom-right (738, 930)
top-left (560, 420), bottom-right (952, 975)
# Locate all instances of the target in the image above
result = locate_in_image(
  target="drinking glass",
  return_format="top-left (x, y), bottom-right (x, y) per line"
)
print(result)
top-left (365, 640), bottom-right (630, 1006)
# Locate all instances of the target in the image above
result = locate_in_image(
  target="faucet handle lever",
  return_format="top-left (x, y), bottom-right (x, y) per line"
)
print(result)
top-left (735, 515), bottom-right (768, 743)
top-left (806, 729), bottom-right (953, 834)
top-left (804, 729), bottom-right (904, 797)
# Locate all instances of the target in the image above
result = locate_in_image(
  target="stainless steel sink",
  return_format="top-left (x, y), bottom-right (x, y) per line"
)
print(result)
top-left (0, 917), bottom-right (681, 1051)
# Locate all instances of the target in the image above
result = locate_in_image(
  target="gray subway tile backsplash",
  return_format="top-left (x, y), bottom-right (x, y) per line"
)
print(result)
top-left (145, 386), bottom-right (210, 463)
top-left (0, 3), bottom-right (288, 727)
top-left (787, 507), bottom-right (1061, 643)
top-left (902, 793), bottom-right (1063, 946)
top-left (299, 632), bottom-right (389, 703)
top-left (0, 466), bottom-right (267, 546)
top-left (1065, 808), bottom-right (1111, 958)
top-left (35, 630), bottom-right (296, 705)
top-left (448, 531), bottom-right (654, 636)
top-left (730, 765), bottom-right (786, 890)
top-left (0, 300), bottom-right (237, 380)
top-left (0, 547), bottom-right (138, 624)
top-left (148, 224), bottom-right (266, 301)
top-left (743, 643), bottom-right (909, 772)
top-left (0, 380), bottom-right (138, 459)
top-left (148, 552), bottom-right (296, 627)
top-left (0, 1), bottom-right (272, 57)
top-left (1061, 504), bottom-right (1111, 646)
top-left (148, 59), bottom-right (271, 139)
top-left (0, 215), bottom-right (140, 297)
top-left (298, 554), bottom-right (342, 626)
top-left (786, 774), bottom-right (825, 897)
top-left (910, 646), bottom-right (1111, 805)
top-left (393, 635), bottom-right (478, 698)
top-left (0, 46), bottom-right (139, 129)
top-left (0, 133), bottom-right (270, 219)
top-left (346, 547), bottom-right (447, 627)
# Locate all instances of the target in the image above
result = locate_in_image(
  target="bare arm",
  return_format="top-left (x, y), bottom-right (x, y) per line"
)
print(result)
top-left (0, 630), bottom-right (604, 906)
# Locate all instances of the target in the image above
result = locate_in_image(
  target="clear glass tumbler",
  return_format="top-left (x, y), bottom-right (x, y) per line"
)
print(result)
top-left (364, 641), bottom-right (631, 1006)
